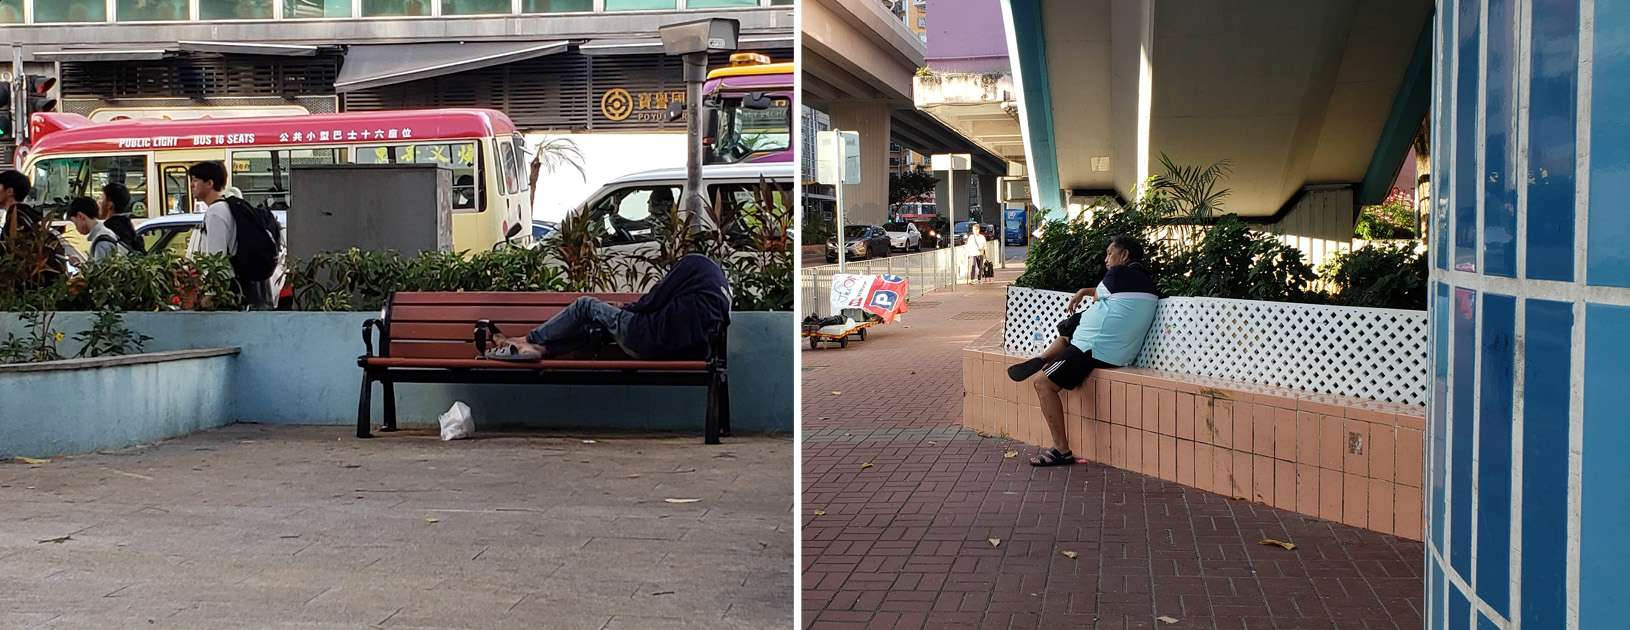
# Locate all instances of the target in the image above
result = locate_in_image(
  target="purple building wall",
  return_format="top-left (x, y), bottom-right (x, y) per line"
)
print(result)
top-left (924, 0), bottom-right (1009, 73)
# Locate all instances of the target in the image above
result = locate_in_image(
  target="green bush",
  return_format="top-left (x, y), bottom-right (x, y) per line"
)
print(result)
top-left (1161, 216), bottom-right (1319, 303)
top-left (1013, 201), bottom-right (1168, 293)
top-left (288, 247), bottom-right (570, 312)
top-left (1319, 243), bottom-right (1428, 310)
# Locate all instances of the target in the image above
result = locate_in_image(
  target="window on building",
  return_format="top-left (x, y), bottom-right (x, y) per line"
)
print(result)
top-left (0, 0), bottom-right (25, 23)
top-left (229, 149), bottom-right (339, 210)
top-left (442, 0), bottom-right (510, 15)
top-left (354, 143), bottom-right (481, 211)
top-left (522, 0), bottom-right (591, 11)
top-left (29, 156), bottom-right (150, 220)
top-left (284, 0), bottom-right (352, 17)
top-left (603, 0), bottom-right (675, 10)
top-left (32, 0), bottom-right (107, 22)
top-left (360, 0), bottom-right (430, 16)
top-left (688, 0), bottom-right (759, 7)
top-left (200, 0), bottom-right (274, 19)
top-left (770, 0), bottom-right (793, 5)
top-left (117, 0), bottom-right (188, 21)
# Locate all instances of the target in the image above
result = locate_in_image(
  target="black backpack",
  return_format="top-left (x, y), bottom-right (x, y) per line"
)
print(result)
top-left (224, 197), bottom-right (281, 282)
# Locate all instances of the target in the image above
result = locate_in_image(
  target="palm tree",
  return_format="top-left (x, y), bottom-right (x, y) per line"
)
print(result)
top-left (527, 136), bottom-right (587, 192)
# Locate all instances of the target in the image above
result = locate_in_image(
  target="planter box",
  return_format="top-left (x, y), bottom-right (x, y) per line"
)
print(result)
top-left (0, 348), bottom-right (240, 458)
top-left (1, 311), bottom-right (794, 434)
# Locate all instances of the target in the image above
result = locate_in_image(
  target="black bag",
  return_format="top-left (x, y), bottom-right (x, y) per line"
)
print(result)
top-left (224, 197), bottom-right (281, 282)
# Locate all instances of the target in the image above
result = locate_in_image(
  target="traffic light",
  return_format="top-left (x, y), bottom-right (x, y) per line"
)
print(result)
top-left (0, 81), bottom-right (11, 141)
top-left (24, 75), bottom-right (56, 116)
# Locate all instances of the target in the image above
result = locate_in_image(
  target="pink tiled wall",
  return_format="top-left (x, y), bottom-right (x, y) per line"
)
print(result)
top-left (963, 347), bottom-right (1427, 541)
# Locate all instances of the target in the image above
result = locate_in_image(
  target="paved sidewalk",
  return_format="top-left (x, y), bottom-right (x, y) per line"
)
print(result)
top-left (1, 425), bottom-right (792, 629)
top-left (801, 269), bottom-right (1425, 630)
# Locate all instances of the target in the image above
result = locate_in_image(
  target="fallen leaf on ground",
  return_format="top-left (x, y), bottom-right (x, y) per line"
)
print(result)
top-left (651, 591), bottom-right (674, 596)
top-left (425, 518), bottom-right (440, 524)
top-left (581, 440), bottom-right (597, 444)
top-left (37, 536), bottom-right (71, 544)
top-left (279, 535), bottom-right (301, 539)
top-left (1258, 538), bottom-right (1296, 551)
top-left (341, 464), bottom-right (361, 469)
top-left (1157, 616), bottom-right (1179, 624)
top-left (988, 538), bottom-right (1001, 548)
top-left (15, 457), bottom-right (49, 465)
top-left (814, 509), bottom-right (826, 516)
top-left (1003, 450), bottom-right (1018, 459)
top-left (624, 474), bottom-right (641, 479)
top-left (831, 391), bottom-right (842, 395)
top-left (859, 462), bottom-right (873, 470)
top-left (1061, 551), bottom-right (1078, 559)
top-left (664, 498), bottom-right (702, 504)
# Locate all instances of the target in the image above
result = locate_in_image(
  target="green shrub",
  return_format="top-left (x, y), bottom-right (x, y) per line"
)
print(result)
top-left (1013, 201), bottom-right (1167, 293)
top-left (1320, 243), bottom-right (1428, 310)
top-left (1161, 216), bottom-right (1319, 303)
top-left (59, 250), bottom-right (241, 312)
top-left (288, 247), bottom-right (570, 312)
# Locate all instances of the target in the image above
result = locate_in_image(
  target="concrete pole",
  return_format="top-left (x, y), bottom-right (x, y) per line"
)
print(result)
top-left (944, 168), bottom-right (957, 284)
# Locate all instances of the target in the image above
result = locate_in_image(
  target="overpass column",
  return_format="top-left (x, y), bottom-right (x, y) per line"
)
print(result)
top-left (827, 101), bottom-right (892, 226)
top-left (1426, 2), bottom-right (1630, 629)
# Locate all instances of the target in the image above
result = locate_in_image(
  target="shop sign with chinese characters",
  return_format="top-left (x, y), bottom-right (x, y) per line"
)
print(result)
top-left (599, 88), bottom-right (687, 123)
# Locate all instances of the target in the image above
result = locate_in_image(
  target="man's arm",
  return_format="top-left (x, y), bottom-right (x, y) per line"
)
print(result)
top-left (1065, 287), bottom-right (1095, 313)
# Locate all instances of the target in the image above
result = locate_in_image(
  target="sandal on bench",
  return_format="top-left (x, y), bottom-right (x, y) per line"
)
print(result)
top-left (484, 341), bottom-right (542, 361)
top-left (1029, 448), bottom-right (1076, 467)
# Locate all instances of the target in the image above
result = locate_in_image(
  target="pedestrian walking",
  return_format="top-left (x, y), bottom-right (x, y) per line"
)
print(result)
top-left (67, 197), bottom-right (130, 262)
top-left (99, 183), bottom-right (145, 255)
top-left (964, 222), bottom-right (989, 283)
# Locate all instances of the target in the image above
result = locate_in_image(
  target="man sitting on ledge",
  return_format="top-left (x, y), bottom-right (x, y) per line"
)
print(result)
top-left (485, 253), bottom-right (731, 361)
top-left (1007, 235), bottom-right (1160, 466)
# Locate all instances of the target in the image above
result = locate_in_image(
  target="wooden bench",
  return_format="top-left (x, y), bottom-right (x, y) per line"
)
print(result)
top-left (357, 292), bottom-right (730, 443)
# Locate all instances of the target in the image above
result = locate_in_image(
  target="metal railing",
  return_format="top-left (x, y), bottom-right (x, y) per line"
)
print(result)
top-left (799, 240), bottom-right (1000, 316)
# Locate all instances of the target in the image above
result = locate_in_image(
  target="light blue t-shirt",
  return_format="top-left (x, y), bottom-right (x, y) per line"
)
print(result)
top-left (1068, 266), bottom-right (1160, 366)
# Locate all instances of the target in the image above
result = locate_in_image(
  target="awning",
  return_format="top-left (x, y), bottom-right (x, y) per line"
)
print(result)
top-left (335, 41), bottom-right (569, 93)
top-left (33, 49), bottom-right (171, 62)
top-left (178, 41), bottom-right (318, 57)
top-left (579, 34), bottom-right (792, 56)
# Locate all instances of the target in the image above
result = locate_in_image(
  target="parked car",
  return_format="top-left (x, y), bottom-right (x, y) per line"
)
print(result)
top-left (531, 219), bottom-right (558, 242)
top-left (882, 221), bottom-right (922, 252)
top-left (952, 220), bottom-right (998, 246)
top-left (135, 211), bottom-right (291, 308)
top-left (826, 225), bottom-right (892, 262)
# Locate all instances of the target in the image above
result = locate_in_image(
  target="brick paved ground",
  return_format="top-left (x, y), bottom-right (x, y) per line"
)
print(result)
top-left (801, 263), bottom-right (1425, 630)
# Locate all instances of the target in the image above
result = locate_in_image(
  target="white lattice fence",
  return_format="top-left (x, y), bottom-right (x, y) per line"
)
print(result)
top-left (1004, 287), bottom-right (1429, 406)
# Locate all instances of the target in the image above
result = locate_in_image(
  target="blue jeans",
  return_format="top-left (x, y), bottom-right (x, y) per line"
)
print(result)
top-left (525, 296), bottom-right (636, 357)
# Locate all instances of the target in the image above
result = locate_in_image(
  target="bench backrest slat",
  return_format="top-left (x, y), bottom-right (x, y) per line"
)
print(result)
top-left (382, 292), bottom-right (644, 360)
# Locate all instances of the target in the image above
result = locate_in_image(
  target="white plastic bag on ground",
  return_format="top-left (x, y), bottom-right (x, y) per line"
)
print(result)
top-left (439, 402), bottom-right (474, 441)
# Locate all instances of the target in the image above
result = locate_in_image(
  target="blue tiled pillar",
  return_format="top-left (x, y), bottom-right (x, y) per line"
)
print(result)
top-left (1427, 1), bottom-right (1630, 628)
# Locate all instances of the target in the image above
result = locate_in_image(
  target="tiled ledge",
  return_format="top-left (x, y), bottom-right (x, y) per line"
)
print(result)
top-left (963, 343), bottom-right (1426, 541)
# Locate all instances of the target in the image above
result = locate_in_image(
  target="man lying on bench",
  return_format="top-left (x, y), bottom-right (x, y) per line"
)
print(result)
top-left (482, 254), bottom-right (731, 361)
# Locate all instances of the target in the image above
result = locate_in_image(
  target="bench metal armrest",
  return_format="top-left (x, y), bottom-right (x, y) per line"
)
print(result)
top-left (361, 318), bottom-right (381, 357)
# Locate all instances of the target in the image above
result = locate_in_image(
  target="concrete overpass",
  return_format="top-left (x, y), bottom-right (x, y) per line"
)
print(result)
top-left (1001, 0), bottom-right (1433, 256)
top-left (802, 0), bottom-right (1007, 226)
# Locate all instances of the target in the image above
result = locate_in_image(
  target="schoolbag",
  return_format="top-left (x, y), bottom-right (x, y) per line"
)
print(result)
top-left (223, 196), bottom-right (281, 282)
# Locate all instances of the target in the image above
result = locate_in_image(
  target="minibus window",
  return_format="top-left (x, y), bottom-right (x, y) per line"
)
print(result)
top-left (356, 142), bottom-right (481, 212)
top-left (29, 155), bottom-right (150, 219)
top-left (231, 148), bottom-right (339, 210)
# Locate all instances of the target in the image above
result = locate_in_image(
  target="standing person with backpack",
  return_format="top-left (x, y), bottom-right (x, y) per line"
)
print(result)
top-left (192, 162), bottom-right (281, 308)
top-left (67, 197), bottom-right (131, 262)
top-left (99, 183), bottom-right (144, 255)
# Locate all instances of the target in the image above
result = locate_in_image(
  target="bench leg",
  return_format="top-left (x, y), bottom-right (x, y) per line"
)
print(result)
top-left (718, 372), bottom-right (731, 437)
top-left (381, 381), bottom-right (398, 432)
top-left (704, 371), bottom-right (722, 445)
top-left (356, 372), bottom-right (373, 439)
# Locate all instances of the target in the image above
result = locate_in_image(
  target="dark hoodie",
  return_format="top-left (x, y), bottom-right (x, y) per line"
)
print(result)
top-left (620, 254), bottom-right (731, 360)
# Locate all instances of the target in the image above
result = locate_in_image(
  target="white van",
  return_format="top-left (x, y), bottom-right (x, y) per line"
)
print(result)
top-left (564, 162), bottom-right (794, 249)
top-left (551, 162), bottom-right (793, 291)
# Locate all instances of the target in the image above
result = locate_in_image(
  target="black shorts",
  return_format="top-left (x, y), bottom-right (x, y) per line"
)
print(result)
top-left (1043, 344), bottom-right (1118, 390)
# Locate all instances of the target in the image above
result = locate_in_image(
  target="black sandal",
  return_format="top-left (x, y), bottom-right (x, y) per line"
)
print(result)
top-left (1029, 448), bottom-right (1075, 467)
